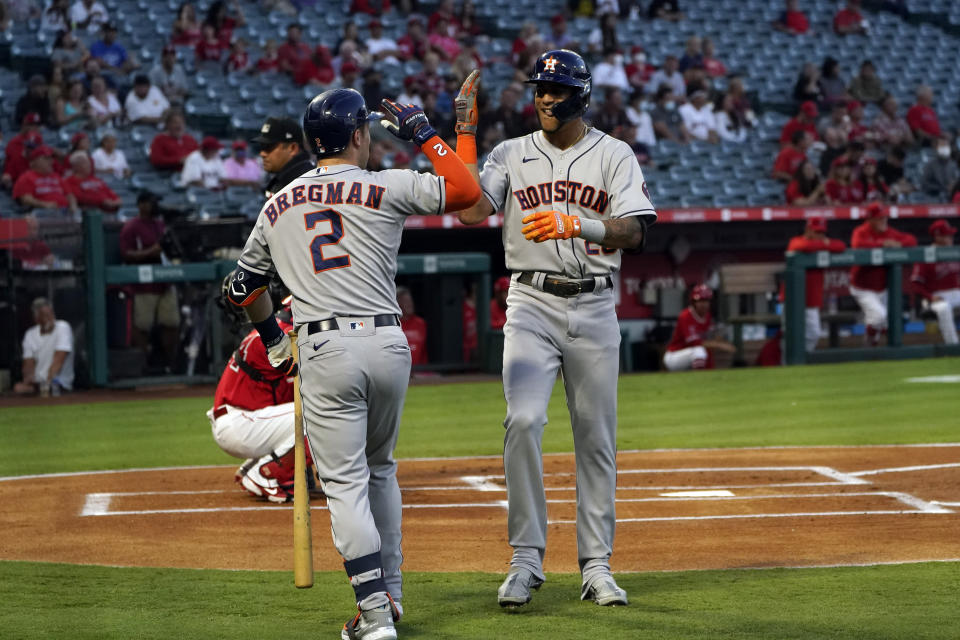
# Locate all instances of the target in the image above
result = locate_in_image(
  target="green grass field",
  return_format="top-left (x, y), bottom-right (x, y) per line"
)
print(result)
top-left (2, 358), bottom-right (959, 638)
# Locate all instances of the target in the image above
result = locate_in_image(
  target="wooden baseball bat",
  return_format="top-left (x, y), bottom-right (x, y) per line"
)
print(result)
top-left (290, 331), bottom-right (314, 588)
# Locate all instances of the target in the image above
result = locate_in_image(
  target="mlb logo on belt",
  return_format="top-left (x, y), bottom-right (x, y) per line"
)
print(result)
top-left (543, 56), bottom-right (558, 72)
top-left (349, 321), bottom-right (365, 330)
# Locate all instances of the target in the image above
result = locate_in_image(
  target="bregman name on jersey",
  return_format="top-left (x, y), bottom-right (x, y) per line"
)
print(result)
top-left (512, 180), bottom-right (610, 214)
top-left (263, 180), bottom-right (386, 225)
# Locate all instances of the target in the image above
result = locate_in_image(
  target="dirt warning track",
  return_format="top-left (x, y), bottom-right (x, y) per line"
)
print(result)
top-left (2, 445), bottom-right (959, 573)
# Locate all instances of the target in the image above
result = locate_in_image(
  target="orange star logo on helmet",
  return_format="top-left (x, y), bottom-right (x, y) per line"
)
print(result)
top-left (543, 56), bottom-right (558, 72)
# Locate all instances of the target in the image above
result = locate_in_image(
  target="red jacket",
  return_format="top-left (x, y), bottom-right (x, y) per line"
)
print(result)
top-left (214, 324), bottom-right (294, 411)
top-left (849, 222), bottom-right (917, 291)
top-left (401, 314), bottom-right (428, 365)
top-left (910, 261), bottom-right (960, 299)
top-left (783, 235), bottom-right (847, 308)
top-left (65, 174), bottom-right (119, 210)
top-left (150, 132), bottom-right (199, 170)
top-left (667, 307), bottom-right (713, 352)
top-left (906, 104), bottom-right (941, 138)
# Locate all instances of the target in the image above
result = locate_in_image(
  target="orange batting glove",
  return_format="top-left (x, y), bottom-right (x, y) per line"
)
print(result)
top-left (521, 210), bottom-right (581, 243)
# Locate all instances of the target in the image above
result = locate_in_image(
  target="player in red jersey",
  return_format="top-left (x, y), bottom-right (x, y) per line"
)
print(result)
top-left (490, 276), bottom-right (509, 330)
top-left (911, 219), bottom-right (960, 345)
top-left (784, 217), bottom-right (847, 351)
top-left (663, 284), bottom-right (735, 371)
top-left (849, 202), bottom-right (917, 346)
top-left (208, 275), bottom-right (313, 503)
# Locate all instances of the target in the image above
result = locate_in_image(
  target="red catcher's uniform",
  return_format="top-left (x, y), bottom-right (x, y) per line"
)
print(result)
top-left (850, 223), bottom-right (917, 291)
top-left (663, 307), bottom-right (715, 370)
top-left (490, 298), bottom-right (507, 330)
top-left (400, 314), bottom-right (428, 365)
top-left (214, 325), bottom-right (293, 411)
top-left (911, 260), bottom-right (960, 345)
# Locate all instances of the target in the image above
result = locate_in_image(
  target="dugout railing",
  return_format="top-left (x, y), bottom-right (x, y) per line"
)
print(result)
top-left (784, 246), bottom-right (960, 365)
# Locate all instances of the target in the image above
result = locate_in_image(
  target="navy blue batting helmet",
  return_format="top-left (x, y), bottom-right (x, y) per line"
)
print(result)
top-left (525, 49), bottom-right (592, 123)
top-left (302, 88), bottom-right (382, 158)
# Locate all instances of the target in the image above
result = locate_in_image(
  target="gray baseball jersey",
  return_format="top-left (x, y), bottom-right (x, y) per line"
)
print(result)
top-left (481, 127), bottom-right (656, 275)
top-left (481, 127), bottom-right (656, 591)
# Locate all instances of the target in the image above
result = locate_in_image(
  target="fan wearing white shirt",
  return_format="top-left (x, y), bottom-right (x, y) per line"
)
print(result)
top-left (626, 91), bottom-right (657, 147)
top-left (677, 88), bottom-right (719, 143)
top-left (592, 49), bottom-right (630, 93)
top-left (181, 136), bottom-right (226, 189)
top-left (91, 131), bottom-right (130, 178)
top-left (366, 19), bottom-right (400, 63)
top-left (13, 297), bottom-right (75, 396)
top-left (70, 0), bottom-right (108, 34)
top-left (124, 75), bottom-right (170, 126)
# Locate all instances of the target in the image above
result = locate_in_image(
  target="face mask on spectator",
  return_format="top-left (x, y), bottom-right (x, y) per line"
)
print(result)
top-left (613, 54), bottom-right (624, 66)
top-left (633, 52), bottom-right (645, 65)
top-left (664, 101), bottom-right (676, 110)
top-left (937, 145), bottom-right (951, 158)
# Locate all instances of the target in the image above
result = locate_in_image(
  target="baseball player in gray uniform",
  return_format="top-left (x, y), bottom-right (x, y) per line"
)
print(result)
top-left (454, 52), bottom-right (656, 607)
top-left (228, 88), bottom-right (480, 640)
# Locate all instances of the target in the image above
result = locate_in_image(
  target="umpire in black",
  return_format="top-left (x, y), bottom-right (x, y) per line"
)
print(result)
top-left (252, 116), bottom-right (315, 197)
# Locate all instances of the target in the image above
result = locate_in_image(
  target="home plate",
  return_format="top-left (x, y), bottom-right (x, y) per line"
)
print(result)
top-left (659, 490), bottom-right (735, 498)
top-left (904, 375), bottom-right (960, 384)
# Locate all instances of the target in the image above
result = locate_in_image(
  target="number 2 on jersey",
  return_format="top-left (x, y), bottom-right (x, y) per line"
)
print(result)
top-left (304, 209), bottom-right (350, 273)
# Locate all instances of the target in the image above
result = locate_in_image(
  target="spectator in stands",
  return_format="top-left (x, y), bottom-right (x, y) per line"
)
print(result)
top-left (490, 276), bottom-right (509, 330)
top-left (253, 116), bottom-right (312, 197)
top-left (53, 79), bottom-right (89, 128)
top-left (727, 76), bottom-right (758, 128)
top-left (846, 100), bottom-right (872, 145)
top-left (396, 75), bottom-right (424, 109)
top-left (793, 62), bottom-right (822, 104)
top-left (857, 157), bottom-right (889, 203)
top-left (877, 146), bottom-right (914, 200)
top-left (69, 0), bottom-right (107, 34)
top-left (79, 57), bottom-right (114, 93)
top-left (222, 140), bottom-right (262, 189)
top-left (784, 217), bottom-right (847, 352)
top-left (119, 190), bottom-right (180, 372)
top-left (90, 22), bottom-right (137, 75)
top-left (780, 101), bottom-right (819, 146)
top-left (150, 45), bottom-right (189, 105)
top-left (785, 160), bottom-right (826, 205)
top-left (13, 146), bottom-right (78, 215)
top-left (773, 0), bottom-right (809, 34)
top-left (204, 0), bottom-right (243, 46)
top-left (921, 137), bottom-right (958, 201)
top-left (254, 39), bottom-right (280, 73)
top-left (626, 89), bottom-right (657, 147)
top-left (51, 29), bottom-right (88, 75)
top-left (171, 1), bottom-right (201, 46)
top-left (678, 85), bottom-right (718, 143)
top-left (824, 156), bottom-right (856, 204)
top-left (428, 0), bottom-right (458, 34)
top-left (625, 46), bottom-right (654, 91)
top-left (41, 0), bottom-right (70, 32)
top-left (848, 60), bottom-right (884, 105)
top-left (586, 11), bottom-right (618, 58)
top-left (337, 61), bottom-right (362, 91)
top-left (773, 130), bottom-right (811, 182)
top-left (150, 110), bottom-right (198, 170)
top-left (124, 74), bottom-right (170, 127)
top-left (646, 55), bottom-right (685, 100)
top-left (457, 1), bottom-right (482, 39)
top-left (678, 35), bottom-right (704, 80)
top-left (397, 286), bottom-right (428, 366)
top-left (91, 130), bottom-right (129, 178)
top-left (818, 127), bottom-right (846, 175)
top-left (647, 0), bottom-right (683, 21)
top-left (484, 83), bottom-right (525, 140)
top-left (397, 16), bottom-right (429, 62)
top-left (849, 202), bottom-right (916, 346)
top-left (13, 297), bottom-right (74, 396)
top-left (278, 23), bottom-right (310, 74)
top-left (86, 76), bottom-right (120, 126)
top-left (429, 16), bottom-right (461, 61)
top-left (194, 22), bottom-right (225, 64)
top-left (714, 92), bottom-right (748, 143)
top-left (592, 87), bottom-right (630, 135)
top-left (361, 67), bottom-right (385, 111)
top-left (593, 48), bottom-right (630, 93)
top-left (225, 38), bottom-right (250, 73)
top-left (872, 94), bottom-right (914, 149)
top-left (906, 85), bottom-right (942, 145)
top-left (180, 136), bottom-right (225, 190)
top-left (294, 44), bottom-right (334, 87)
top-left (548, 14), bottom-right (578, 51)
top-left (834, 0), bottom-right (868, 36)
top-left (911, 219), bottom-right (960, 345)
top-left (412, 51), bottom-right (445, 96)
top-left (651, 84), bottom-right (690, 143)
top-left (818, 57), bottom-right (849, 108)
top-left (701, 38), bottom-right (726, 78)
top-left (350, 0), bottom-right (390, 14)
top-left (2, 113), bottom-right (43, 189)
top-left (512, 22), bottom-right (542, 66)
top-left (64, 150), bottom-right (120, 211)
top-left (15, 75), bottom-right (52, 127)
top-left (334, 21), bottom-right (362, 60)
top-left (366, 19), bottom-right (399, 63)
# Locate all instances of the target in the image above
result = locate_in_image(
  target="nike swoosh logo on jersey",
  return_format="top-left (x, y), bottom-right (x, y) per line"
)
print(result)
top-left (522, 157), bottom-right (538, 163)
top-left (313, 340), bottom-right (329, 351)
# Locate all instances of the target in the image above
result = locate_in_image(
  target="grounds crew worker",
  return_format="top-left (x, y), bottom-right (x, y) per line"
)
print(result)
top-left (252, 116), bottom-right (315, 198)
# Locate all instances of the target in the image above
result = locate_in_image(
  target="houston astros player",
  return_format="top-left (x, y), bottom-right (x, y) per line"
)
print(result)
top-left (454, 52), bottom-right (655, 607)
top-left (228, 88), bottom-right (480, 640)
top-left (911, 219), bottom-right (960, 345)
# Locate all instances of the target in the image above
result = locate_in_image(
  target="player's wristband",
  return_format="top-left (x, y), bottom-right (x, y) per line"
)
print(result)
top-left (412, 123), bottom-right (439, 147)
top-left (253, 315), bottom-right (284, 348)
top-left (578, 217), bottom-right (606, 243)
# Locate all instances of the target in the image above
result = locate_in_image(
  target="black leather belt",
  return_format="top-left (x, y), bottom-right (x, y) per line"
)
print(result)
top-left (517, 272), bottom-right (613, 298)
top-left (306, 314), bottom-right (400, 335)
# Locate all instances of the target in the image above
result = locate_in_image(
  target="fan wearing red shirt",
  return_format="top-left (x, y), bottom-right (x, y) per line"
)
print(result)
top-left (663, 285), bottom-right (736, 371)
top-left (625, 46), bottom-right (655, 89)
top-left (209, 290), bottom-right (315, 503)
top-left (834, 0), bottom-right (867, 35)
top-left (195, 23), bottom-right (225, 62)
top-left (254, 40), bottom-right (280, 73)
top-left (906, 85), bottom-right (942, 144)
top-left (351, 0), bottom-right (391, 15)
top-left (780, 101), bottom-right (820, 146)
top-left (2, 113), bottom-right (43, 188)
top-left (397, 287), bottom-right (428, 366)
top-left (773, 129), bottom-right (810, 182)
top-left (824, 156), bottom-right (859, 204)
top-left (774, 0), bottom-right (810, 34)
top-left (783, 217), bottom-right (847, 351)
top-left (12, 146), bottom-right (78, 214)
top-left (911, 219), bottom-right (960, 345)
top-left (397, 17), bottom-right (429, 61)
top-left (63, 152), bottom-right (120, 211)
top-left (294, 45), bottom-right (335, 86)
top-left (490, 276), bottom-right (509, 330)
top-left (849, 202), bottom-right (917, 345)
top-left (857, 158), bottom-right (889, 203)
top-left (150, 111), bottom-right (198, 170)
top-left (277, 23), bottom-right (311, 74)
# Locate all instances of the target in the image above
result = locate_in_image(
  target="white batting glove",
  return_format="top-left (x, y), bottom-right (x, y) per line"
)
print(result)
top-left (265, 333), bottom-right (296, 375)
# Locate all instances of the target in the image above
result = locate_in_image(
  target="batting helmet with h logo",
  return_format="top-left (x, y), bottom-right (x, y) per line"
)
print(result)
top-left (525, 49), bottom-right (592, 124)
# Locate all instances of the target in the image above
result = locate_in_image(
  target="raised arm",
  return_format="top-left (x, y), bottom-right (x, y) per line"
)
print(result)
top-left (451, 70), bottom-right (494, 225)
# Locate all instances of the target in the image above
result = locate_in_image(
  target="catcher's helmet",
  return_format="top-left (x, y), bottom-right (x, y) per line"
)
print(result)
top-left (690, 284), bottom-right (713, 302)
top-left (525, 49), bottom-right (592, 123)
top-left (302, 88), bottom-right (382, 158)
